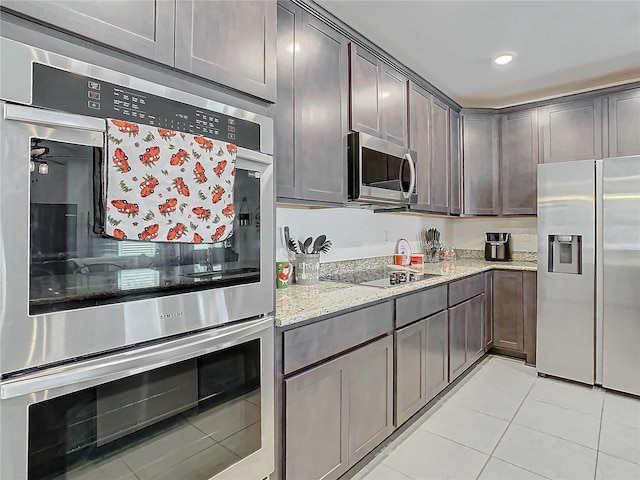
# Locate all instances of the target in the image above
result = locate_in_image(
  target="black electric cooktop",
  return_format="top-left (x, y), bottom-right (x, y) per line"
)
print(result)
top-left (322, 268), bottom-right (440, 289)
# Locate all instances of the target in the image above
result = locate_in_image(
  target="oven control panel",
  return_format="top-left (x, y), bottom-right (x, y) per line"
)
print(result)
top-left (31, 63), bottom-right (260, 150)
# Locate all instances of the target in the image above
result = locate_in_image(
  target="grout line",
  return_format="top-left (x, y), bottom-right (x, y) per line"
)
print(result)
top-left (594, 393), bottom-right (606, 480)
top-left (475, 369), bottom-right (538, 480)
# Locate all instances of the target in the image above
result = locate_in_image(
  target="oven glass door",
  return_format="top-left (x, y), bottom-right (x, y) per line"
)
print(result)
top-left (27, 337), bottom-right (262, 480)
top-left (29, 138), bottom-right (262, 315)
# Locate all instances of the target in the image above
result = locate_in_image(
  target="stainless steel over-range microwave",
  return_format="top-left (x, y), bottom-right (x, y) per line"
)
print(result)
top-left (348, 131), bottom-right (417, 206)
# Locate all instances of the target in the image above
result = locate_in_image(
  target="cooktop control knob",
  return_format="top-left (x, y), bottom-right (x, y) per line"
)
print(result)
top-left (389, 273), bottom-right (397, 285)
top-left (398, 272), bottom-right (407, 283)
top-left (409, 273), bottom-right (416, 281)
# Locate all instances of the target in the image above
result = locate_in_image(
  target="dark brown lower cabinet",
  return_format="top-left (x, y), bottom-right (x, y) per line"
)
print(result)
top-left (492, 270), bottom-right (525, 352)
top-left (523, 271), bottom-right (537, 365)
top-left (284, 335), bottom-right (393, 480)
top-left (448, 294), bottom-right (485, 382)
top-left (394, 311), bottom-right (448, 426)
top-left (490, 270), bottom-right (537, 365)
top-left (484, 272), bottom-right (494, 351)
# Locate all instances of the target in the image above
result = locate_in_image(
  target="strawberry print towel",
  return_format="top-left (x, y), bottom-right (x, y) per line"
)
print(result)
top-left (105, 119), bottom-right (237, 243)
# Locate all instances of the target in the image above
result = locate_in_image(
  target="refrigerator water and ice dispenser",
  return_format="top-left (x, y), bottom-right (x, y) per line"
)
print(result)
top-left (548, 234), bottom-right (582, 274)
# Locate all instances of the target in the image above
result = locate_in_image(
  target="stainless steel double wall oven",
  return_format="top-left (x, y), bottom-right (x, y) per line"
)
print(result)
top-left (0, 38), bottom-right (275, 480)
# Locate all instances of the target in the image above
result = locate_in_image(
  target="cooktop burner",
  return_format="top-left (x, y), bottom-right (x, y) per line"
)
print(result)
top-left (322, 268), bottom-right (440, 288)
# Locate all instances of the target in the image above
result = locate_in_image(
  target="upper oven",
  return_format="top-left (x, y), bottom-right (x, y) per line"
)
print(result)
top-left (0, 38), bottom-right (274, 376)
top-left (348, 131), bottom-right (417, 205)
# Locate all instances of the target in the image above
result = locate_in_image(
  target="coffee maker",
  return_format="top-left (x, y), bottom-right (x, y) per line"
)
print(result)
top-left (485, 232), bottom-right (512, 261)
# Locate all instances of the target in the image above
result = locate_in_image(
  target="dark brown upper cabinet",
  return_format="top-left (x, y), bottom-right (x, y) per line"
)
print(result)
top-left (539, 98), bottom-right (603, 163)
top-left (409, 82), bottom-right (450, 214)
top-left (349, 43), bottom-right (408, 147)
top-left (607, 88), bottom-right (640, 157)
top-left (449, 109), bottom-right (463, 215)
top-left (175, 0), bottom-right (277, 102)
top-left (462, 113), bottom-right (501, 215)
top-left (5, 0), bottom-right (277, 102)
top-left (501, 109), bottom-right (539, 215)
top-left (274, 2), bottom-right (349, 204)
top-left (2, 0), bottom-right (176, 65)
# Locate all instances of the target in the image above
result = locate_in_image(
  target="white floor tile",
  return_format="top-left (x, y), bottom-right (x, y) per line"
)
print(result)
top-left (513, 397), bottom-right (601, 449)
top-left (483, 356), bottom-right (538, 378)
top-left (602, 391), bottom-right (640, 428)
top-left (420, 403), bottom-right (509, 454)
top-left (493, 424), bottom-right (597, 480)
top-left (383, 429), bottom-right (488, 480)
top-left (528, 377), bottom-right (604, 417)
top-left (596, 452), bottom-right (640, 480)
top-left (465, 363), bottom-right (535, 399)
top-left (447, 382), bottom-right (524, 421)
top-left (599, 420), bottom-right (640, 465)
top-left (65, 457), bottom-right (137, 480)
top-left (478, 457), bottom-right (547, 480)
top-left (362, 463), bottom-right (412, 480)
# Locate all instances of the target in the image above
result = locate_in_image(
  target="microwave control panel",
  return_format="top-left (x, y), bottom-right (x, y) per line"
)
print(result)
top-left (31, 63), bottom-right (260, 150)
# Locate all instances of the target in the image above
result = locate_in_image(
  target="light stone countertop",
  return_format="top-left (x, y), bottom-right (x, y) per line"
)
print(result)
top-left (275, 259), bottom-right (537, 328)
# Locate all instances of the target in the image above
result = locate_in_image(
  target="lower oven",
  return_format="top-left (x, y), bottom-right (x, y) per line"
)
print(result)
top-left (0, 38), bottom-right (275, 376)
top-left (0, 316), bottom-right (274, 480)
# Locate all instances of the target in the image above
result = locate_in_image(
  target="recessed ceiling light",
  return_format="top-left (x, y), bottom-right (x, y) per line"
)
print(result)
top-left (494, 53), bottom-right (516, 65)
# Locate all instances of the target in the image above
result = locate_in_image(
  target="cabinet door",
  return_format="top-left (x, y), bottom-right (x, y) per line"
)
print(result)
top-left (395, 320), bottom-right (426, 426)
top-left (409, 83), bottom-right (432, 210)
top-left (608, 89), bottom-right (640, 157)
top-left (2, 0), bottom-right (175, 65)
top-left (175, 0), bottom-right (276, 102)
top-left (540, 98), bottom-right (603, 163)
top-left (462, 114), bottom-right (500, 215)
top-left (285, 357), bottom-right (348, 480)
top-left (448, 302), bottom-right (467, 382)
top-left (523, 271), bottom-right (537, 366)
top-left (492, 271), bottom-right (524, 352)
top-left (466, 294), bottom-right (485, 365)
top-left (449, 110), bottom-right (463, 215)
top-left (381, 65), bottom-right (408, 147)
top-left (501, 110), bottom-right (539, 215)
top-left (274, 2), bottom-right (297, 199)
top-left (348, 336), bottom-right (394, 466)
top-left (425, 311), bottom-right (449, 402)
top-left (430, 97), bottom-right (450, 213)
top-left (349, 43), bottom-right (382, 137)
top-left (484, 272), bottom-right (494, 351)
top-left (296, 13), bottom-right (349, 203)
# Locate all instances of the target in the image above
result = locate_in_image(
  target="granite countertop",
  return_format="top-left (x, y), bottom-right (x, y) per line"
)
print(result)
top-left (275, 259), bottom-right (536, 328)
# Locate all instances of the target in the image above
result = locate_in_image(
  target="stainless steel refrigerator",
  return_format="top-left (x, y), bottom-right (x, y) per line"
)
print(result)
top-left (537, 156), bottom-right (640, 396)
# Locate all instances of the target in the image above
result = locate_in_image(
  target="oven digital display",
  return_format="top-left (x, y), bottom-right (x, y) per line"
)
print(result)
top-left (31, 63), bottom-right (260, 150)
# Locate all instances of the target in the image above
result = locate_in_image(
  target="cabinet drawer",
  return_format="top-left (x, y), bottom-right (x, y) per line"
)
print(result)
top-left (448, 274), bottom-right (485, 306)
top-left (395, 286), bottom-right (447, 328)
top-left (284, 302), bottom-right (393, 375)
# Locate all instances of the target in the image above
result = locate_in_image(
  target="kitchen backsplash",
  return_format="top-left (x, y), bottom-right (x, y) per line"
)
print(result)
top-left (277, 206), bottom-right (538, 262)
top-left (451, 216), bottom-right (538, 252)
top-left (276, 206), bottom-right (451, 262)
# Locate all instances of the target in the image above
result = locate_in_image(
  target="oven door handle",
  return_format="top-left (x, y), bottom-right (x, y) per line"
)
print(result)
top-left (4, 104), bottom-right (106, 132)
top-left (0, 316), bottom-right (273, 400)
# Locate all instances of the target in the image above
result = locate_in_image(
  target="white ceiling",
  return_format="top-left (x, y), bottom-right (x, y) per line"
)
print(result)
top-left (315, 0), bottom-right (640, 108)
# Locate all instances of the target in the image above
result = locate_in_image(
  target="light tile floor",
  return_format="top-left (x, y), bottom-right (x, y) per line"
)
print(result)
top-left (352, 355), bottom-right (640, 480)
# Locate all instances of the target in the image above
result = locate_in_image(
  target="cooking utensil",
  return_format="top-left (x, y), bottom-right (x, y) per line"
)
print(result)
top-left (284, 226), bottom-right (291, 249)
top-left (319, 240), bottom-right (332, 253)
top-left (287, 238), bottom-right (300, 254)
top-left (312, 235), bottom-right (326, 254)
top-left (298, 240), bottom-right (305, 254)
top-left (303, 237), bottom-right (313, 254)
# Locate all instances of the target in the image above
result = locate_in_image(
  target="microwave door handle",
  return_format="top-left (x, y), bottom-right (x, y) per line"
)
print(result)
top-left (405, 153), bottom-right (416, 200)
